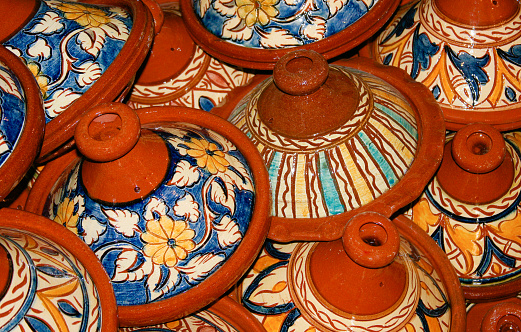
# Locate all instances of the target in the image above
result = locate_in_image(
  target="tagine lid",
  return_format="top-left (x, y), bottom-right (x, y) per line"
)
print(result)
top-left (0, 45), bottom-right (44, 200)
top-left (364, 0), bottom-right (521, 131)
top-left (0, 208), bottom-right (118, 331)
top-left (466, 297), bottom-right (521, 332)
top-left (25, 103), bottom-right (270, 327)
top-left (180, 0), bottom-right (399, 69)
top-left (228, 50), bottom-right (445, 242)
top-left (1, 0), bottom-right (156, 161)
top-left (405, 123), bottom-right (521, 301)
top-left (236, 212), bottom-right (466, 331)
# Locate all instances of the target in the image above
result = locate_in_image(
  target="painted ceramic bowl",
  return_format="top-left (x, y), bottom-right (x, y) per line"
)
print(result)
top-left (1, 0), bottom-right (156, 161)
top-left (226, 50), bottom-right (445, 242)
top-left (0, 208), bottom-right (118, 331)
top-left (126, 2), bottom-right (255, 112)
top-left (404, 123), bottom-right (521, 301)
top-left (179, 0), bottom-right (399, 69)
top-left (26, 103), bottom-right (270, 326)
top-left (362, 0), bottom-right (521, 131)
top-left (235, 212), bottom-right (466, 331)
top-left (467, 296), bottom-right (521, 332)
top-left (0, 45), bottom-right (44, 200)
top-left (119, 296), bottom-right (266, 331)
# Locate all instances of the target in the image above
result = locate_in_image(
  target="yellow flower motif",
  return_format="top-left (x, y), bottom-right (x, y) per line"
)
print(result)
top-left (27, 62), bottom-right (50, 96)
top-left (56, 3), bottom-right (111, 28)
top-left (54, 197), bottom-right (79, 235)
top-left (141, 215), bottom-right (196, 267)
top-left (185, 138), bottom-right (230, 174)
top-left (236, 0), bottom-right (279, 27)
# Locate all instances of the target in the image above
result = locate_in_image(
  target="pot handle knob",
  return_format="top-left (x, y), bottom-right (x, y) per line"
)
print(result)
top-left (142, 0), bottom-right (164, 35)
top-left (481, 302), bottom-right (521, 332)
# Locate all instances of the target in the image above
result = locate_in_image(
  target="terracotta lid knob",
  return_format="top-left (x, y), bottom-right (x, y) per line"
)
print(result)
top-left (437, 123), bottom-right (515, 204)
top-left (482, 302), bottom-right (521, 332)
top-left (75, 103), bottom-right (169, 204)
top-left (342, 212), bottom-right (400, 269)
top-left (434, 0), bottom-right (519, 27)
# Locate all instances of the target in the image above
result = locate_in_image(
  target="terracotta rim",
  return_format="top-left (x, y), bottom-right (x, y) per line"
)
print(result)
top-left (219, 57), bottom-right (445, 242)
top-left (38, 0), bottom-right (155, 162)
top-left (0, 208), bottom-right (118, 332)
top-left (206, 296), bottom-right (267, 332)
top-left (26, 105), bottom-right (271, 327)
top-left (180, 0), bottom-right (400, 69)
top-left (0, 45), bottom-right (44, 200)
top-left (393, 215), bottom-right (466, 332)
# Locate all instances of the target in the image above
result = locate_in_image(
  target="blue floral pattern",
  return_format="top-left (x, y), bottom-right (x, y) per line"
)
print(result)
top-left (44, 123), bottom-right (255, 306)
top-left (3, 0), bottom-right (133, 122)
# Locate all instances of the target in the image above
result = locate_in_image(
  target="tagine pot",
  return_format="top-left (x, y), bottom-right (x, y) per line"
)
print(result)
top-left (25, 103), bottom-right (270, 326)
top-left (224, 50), bottom-right (445, 242)
top-left (0, 0), bottom-right (159, 161)
top-left (119, 296), bottom-right (266, 331)
top-left (126, 1), bottom-right (255, 112)
top-left (405, 123), bottom-right (521, 301)
top-left (467, 296), bottom-right (521, 332)
top-left (235, 211), bottom-right (466, 331)
top-left (180, 0), bottom-right (399, 69)
top-left (361, 0), bottom-right (521, 131)
top-left (0, 208), bottom-right (118, 331)
top-left (0, 45), bottom-right (44, 201)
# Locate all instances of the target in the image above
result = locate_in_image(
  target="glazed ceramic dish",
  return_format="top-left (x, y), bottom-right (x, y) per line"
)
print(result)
top-left (404, 123), bottom-right (521, 301)
top-left (226, 51), bottom-right (445, 242)
top-left (0, 45), bottom-right (44, 200)
top-left (119, 296), bottom-right (266, 331)
top-left (236, 212), bottom-right (466, 331)
top-left (1, 0), bottom-right (155, 160)
top-left (127, 2), bottom-right (255, 111)
top-left (26, 104), bottom-right (270, 326)
top-left (363, 0), bottom-right (521, 130)
top-left (0, 208), bottom-right (118, 331)
top-left (180, 0), bottom-right (399, 69)
top-left (466, 296), bottom-right (521, 332)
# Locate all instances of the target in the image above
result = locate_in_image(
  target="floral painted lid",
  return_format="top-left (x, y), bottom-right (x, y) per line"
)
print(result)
top-left (405, 123), bottom-right (521, 301)
top-left (1, 0), bottom-right (155, 160)
top-left (180, 0), bottom-right (399, 69)
top-left (0, 45), bottom-right (44, 200)
top-left (228, 51), bottom-right (445, 241)
top-left (25, 104), bottom-right (270, 327)
top-left (0, 208), bottom-right (118, 331)
top-left (236, 212), bottom-right (465, 331)
top-left (365, 0), bottom-right (521, 130)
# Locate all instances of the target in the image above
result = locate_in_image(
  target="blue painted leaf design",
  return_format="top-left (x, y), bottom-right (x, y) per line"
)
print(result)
top-left (36, 265), bottom-right (70, 278)
top-left (498, 45), bottom-right (521, 66)
top-left (25, 316), bottom-right (53, 332)
top-left (198, 96), bottom-right (215, 112)
top-left (381, 4), bottom-right (418, 43)
top-left (383, 53), bottom-right (393, 65)
top-left (40, 247), bottom-right (60, 256)
top-left (432, 85), bottom-right (441, 100)
top-left (475, 237), bottom-right (516, 277)
top-left (411, 25), bottom-right (439, 79)
top-left (445, 45), bottom-right (490, 104)
top-left (506, 87), bottom-right (517, 102)
top-left (58, 300), bottom-right (82, 318)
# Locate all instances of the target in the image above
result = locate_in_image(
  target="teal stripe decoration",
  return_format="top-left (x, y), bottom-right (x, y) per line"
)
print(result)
top-left (268, 152), bottom-right (283, 215)
top-left (357, 131), bottom-right (399, 187)
top-left (375, 102), bottom-right (418, 139)
top-left (318, 151), bottom-right (344, 215)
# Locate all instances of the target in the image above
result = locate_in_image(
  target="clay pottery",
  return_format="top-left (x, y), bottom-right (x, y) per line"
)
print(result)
top-left (0, 208), bottom-right (118, 331)
top-left (1, 0), bottom-right (157, 161)
top-left (361, 0), bottom-right (521, 131)
top-left (180, 0), bottom-right (399, 69)
top-left (404, 123), bottom-right (521, 301)
top-left (126, 2), bottom-right (256, 112)
top-left (119, 296), bottom-right (266, 331)
top-left (225, 50), bottom-right (445, 242)
top-left (467, 296), bottom-right (521, 332)
top-left (25, 103), bottom-right (270, 326)
top-left (235, 212), bottom-right (466, 331)
top-left (0, 45), bottom-right (44, 200)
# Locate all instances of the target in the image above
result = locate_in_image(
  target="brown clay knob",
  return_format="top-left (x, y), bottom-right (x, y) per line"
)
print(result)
top-left (434, 0), bottom-right (518, 27)
top-left (257, 50), bottom-right (360, 139)
top-left (75, 103), bottom-right (169, 204)
top-left (437, 123), bottom-right (514, 204)
top-left (481, 302), bottom-right (521, 332)
top-left (342, 211), bottom-right (400, 269)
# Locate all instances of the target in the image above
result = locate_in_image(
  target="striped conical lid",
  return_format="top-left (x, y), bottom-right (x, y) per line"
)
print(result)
top-left (228, 51), bottom-right (445, 241)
